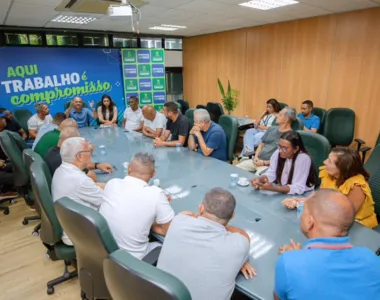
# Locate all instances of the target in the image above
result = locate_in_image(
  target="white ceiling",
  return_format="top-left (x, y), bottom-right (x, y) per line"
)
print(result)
top-left (1, 0), bottom-right (380, 36)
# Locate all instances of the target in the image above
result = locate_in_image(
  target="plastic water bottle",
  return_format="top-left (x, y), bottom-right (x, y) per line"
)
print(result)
top-left (230, 173), bottom-right (239, 187)
top-left (297, 202), bottom-right (304, 220)
top-left (176, 143), bottom-right (181, 152)
top-left (99, 145), bottom-right (107, 155)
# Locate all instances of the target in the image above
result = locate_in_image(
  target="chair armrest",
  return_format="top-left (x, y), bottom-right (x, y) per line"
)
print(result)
top-left (142, 246), bottom-right (161, 266)
top-left (359, 146), bottom-right (372, 154)
top-left (238, 123), bottom-right (255, 131)
top-left (355, 138), bottom-right (366, 151)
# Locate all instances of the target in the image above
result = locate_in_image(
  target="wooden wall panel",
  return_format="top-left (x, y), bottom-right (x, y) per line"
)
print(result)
top-left (279, 15), bottom-right (337, 109)
top-left (183, 7), bottom-right (380, 147)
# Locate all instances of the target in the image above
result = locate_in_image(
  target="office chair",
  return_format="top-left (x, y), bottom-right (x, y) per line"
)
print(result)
top-left (104, 249), bottom-right (192, 300)
top-left (177, 100), bottom-right (190, 115)
top-left (322, 108), bottom-right (355, 147)
top-left (219, 115), bottom-right (238, 162)
top-left (12, 109), bottom-right (33, 135)
top-left (29, 161), bottom-right (77, 295)
top-left (185, 109), bottom-right (195, 127)
top-left (206, 102), bottom-right (224, 123)
top-left (312, 107), bottom-right (326, 134)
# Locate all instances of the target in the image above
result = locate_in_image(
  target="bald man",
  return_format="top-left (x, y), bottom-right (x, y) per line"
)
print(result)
top-left (274, 189), bottom-right (380, 300)
top-left (141, 105), bottom-right (167, 138)
top-left (100, 152), bottom-right (174, 259)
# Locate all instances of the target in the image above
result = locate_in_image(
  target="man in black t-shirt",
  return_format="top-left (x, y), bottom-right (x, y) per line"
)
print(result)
top-left (0, 108), bottom-right (27, 139)
top-left (153, 102), bottom-right (191, 148)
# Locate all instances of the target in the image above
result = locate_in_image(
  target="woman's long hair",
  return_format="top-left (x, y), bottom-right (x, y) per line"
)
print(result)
top-left (101, 94), bottom-right (115, 121)
top-left (267, 98), bottom-right (281, 113)
top-left (275, 131), bottom-right (317, 187)
top-left (331, 148), bottom-right (369, 187)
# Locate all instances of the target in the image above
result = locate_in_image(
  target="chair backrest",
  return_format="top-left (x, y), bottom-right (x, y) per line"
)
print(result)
top-left (369, 168), bottom-right (380, 219)
top-left (12, 109), bottom-right (33, 134)
top-left (364, 145), bottom-right (380, 177)
top-left (23, 149), bottom-right (49, 184)
top-left (218, 115), bottom-right (238, 162)
top-left (104, 249), bottom-right (191, 300)
top-left (64, 100), bottom-right (88, 110)
top-left (297, 130), bottom-right (330, 172)
top-left (7, 130), bottom-right (28, 150)
top-left (376, 133), bottom-right (380, 146)
top-left (29, 161), bottom-right (61, 245)
top-left (177, 100), bottom-right (189, 115)
top-left (291, 117), bottom-right (304, 131)
top-left (55, 197), bottom-right (119, 299)
top-left (174, 101), bottom-right (182, 114)
top-left (279, 102), bottom-right (288, 110)
top-left (312, 107), bottom-right (327, 134)
top-left (185, 109), bottom-right (195, 127)
top-left (206, 102), bottom-right (224, 123)
top-left (322, 108), bottom-right (355, 146)
top-left (0, 131), bottom-right (29, 187)
top-left (195, 104), bottom-right (207, 110)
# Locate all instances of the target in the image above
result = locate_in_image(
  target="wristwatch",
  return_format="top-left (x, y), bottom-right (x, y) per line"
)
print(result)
top-left (83, 168), bottom-right (89, 174)
top-left (94, 162), bottom-right (99, 169)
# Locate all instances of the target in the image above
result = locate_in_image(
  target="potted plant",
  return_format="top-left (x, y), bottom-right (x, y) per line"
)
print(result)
top-left (217, 78), bottom-right (239, 115)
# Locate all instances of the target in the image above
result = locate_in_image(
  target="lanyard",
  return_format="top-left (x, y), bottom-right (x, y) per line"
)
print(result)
top-left (305, 242), bottom-right (353, 250)
top-left (262, 115), bottom-right (271, 126)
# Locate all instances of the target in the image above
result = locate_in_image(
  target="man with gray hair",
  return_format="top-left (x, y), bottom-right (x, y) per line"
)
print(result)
top-left (188, 108), bottom-right (227, 161)
top-left (52, 137), bottom-right (106, 245)
top-left (237, 107), bottom-right (295, 172)
top-left (157, 188), bottom-right (255, 300)
top-left (27, 103), bottom-right (53, 139)
top-left (274, 189), bottom-right (380, 300)
top-left (100, 152), bottom-right (174, 259)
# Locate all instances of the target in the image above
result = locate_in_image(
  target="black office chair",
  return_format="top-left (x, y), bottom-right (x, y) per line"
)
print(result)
top-left (104, 249), bottom-right (192, 300)
top-left (0, 131), bottom-right (40, 235)
top-left (322, 108), bottom-right (355, 147)
top-left (278, 102), bottom-right (288, 110)
top-left (291, 117), bottom-right (304, 131)
top-left (177, 100), bottom-right (189, 115)
top-left (196, 104), bottom-right (207, 110)
top-left (206, 102), bottom-right (224, 123)
top-left (312, 107), bottom-right (326, 134)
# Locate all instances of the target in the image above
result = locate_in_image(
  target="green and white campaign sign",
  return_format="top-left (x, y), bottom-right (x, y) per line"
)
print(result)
top-left (121, 48), bottom-right (166, 110)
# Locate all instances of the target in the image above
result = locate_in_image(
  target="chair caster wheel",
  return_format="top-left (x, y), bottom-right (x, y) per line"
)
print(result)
top-left (3, 208), bottom-right (9, 215)
top-left (9, 198), bottom-right (16, 204)
top-left (44, 253), bottom-right (50, 260)
top-left (81, 291), bottom-right (87, 300)
top-left (63, 272), bottom-right (70, 279)
top-left (32, 231), bottom-right (39, 237)
top-left (47, 286), bottom-right (54, 295)
top-left (22, 219), bottom-right (28, 225)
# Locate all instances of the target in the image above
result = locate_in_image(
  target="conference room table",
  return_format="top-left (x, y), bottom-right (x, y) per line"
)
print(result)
top-left (80, 126), bottom-right (380, 300)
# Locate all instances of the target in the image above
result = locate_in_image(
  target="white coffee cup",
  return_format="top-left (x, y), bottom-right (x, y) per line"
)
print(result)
top-left (238, 177), bottom-right (249, 185)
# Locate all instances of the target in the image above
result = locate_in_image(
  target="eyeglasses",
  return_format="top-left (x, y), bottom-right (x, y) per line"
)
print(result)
top-left (76, 150), bottom-right (92, 156)
top-left (277, 143), bottom-right (290, 152)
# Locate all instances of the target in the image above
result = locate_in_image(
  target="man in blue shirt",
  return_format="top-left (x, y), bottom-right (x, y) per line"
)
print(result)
top-left (188, 108), bottom-right (227, 161)
top-left (65, 96), bottom-right (97, 128)
top-left (297, 100), bottom-right (320, 133)
top-left (274, 189), bottom-right (380, 300)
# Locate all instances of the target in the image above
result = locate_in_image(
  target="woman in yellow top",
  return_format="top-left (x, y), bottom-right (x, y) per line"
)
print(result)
top-left (283, 148), bottom-right (378, 229)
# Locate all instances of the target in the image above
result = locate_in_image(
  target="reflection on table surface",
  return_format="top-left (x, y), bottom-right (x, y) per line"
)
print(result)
top-left (80, 127), bottom-right (380, 300)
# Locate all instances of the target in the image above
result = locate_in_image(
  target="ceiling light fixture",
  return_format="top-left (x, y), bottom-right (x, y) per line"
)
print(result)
top-left (239, 0), bottom-right (299, 10)
top-left (161, 24), bottom-right (187, 29)
top-left (149, 26), bottom-right (178, 31)
top-left (51, 15), bottom-right (97, 25)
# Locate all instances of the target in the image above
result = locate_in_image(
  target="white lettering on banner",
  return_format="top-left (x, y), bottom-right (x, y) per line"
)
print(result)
top-left (0, 73), bottom-right (81, 94)
top-left (138, 54), bottom-right (149, 60)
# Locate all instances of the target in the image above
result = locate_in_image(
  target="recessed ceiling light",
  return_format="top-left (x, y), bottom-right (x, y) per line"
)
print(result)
top-left (149, 26), bottom-right (178, 31)
top-left (52, 15), bottom-right (97, 24)
top-left (239, 0), bottom-right (299, 10)
top-left (161, 24), bottom-right (187, 29)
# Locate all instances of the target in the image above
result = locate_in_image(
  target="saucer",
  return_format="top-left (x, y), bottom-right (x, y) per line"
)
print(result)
top-left (237, 180), bottom-right (250, 187)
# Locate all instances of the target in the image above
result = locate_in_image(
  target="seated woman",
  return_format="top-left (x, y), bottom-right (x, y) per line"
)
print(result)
top-left (242, 98), bottom-right (281, 156)
top-left (97, 94), bottom-right (118, 126)
top-left (283, 148), bottom-right (378, 229)
top-left (250, 131), bottom-right (316, 195)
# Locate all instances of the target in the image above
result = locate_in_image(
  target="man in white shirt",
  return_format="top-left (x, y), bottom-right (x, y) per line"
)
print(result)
top-left (141, 105), bottom-right (167, 138)
top-left (52, 137), bottom-right (106, 245)
top-left (100, 152), bottom-right (174, 259)
top-left (122, 96), bottom-right (143, 132)
top-left (27, 103), bottom-right (53, 139)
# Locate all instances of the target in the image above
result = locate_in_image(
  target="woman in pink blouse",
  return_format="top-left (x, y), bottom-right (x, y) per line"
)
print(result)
top-left (250, 131), bottom-right (316, 195)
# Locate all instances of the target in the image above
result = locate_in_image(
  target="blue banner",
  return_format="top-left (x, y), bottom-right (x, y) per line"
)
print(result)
top-left (0, 47), bottom-right (125, 120)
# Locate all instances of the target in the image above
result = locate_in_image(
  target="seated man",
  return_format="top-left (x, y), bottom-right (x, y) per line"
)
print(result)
top-left (52, 137), bottom-right (106, 245)
top-left (297, 100), bottom-right (320, 133)
top-left (100, 152), bottom-right (174, 259)
top-left (45, 127), bottom-right (113, 177)
top-left (141, 105), bottom-right (166, 138)
top-left (27, 103), bottom-right (53, 139)
top-left (122, 96), bottom-right (143, 132)
top-left (153, 102), bottom-right (191, 148)
top-left (188, 108), bottom-right (227, 161)
top-left (157, 188), bottom-right (255, 300)
top-left (275, 189), bottom-right (380, 300)
top-left (34, 118), bottom-right (77, 159)
top-left (65, 96), bottom-right (96, 128)
top-left (236, 107), bottom-right (295, 172)
top-left (0, 108), bottom-right (27, 139)
top-left (32, 112), bottom-right (66, 149)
